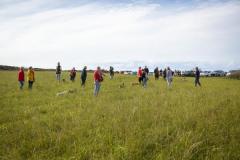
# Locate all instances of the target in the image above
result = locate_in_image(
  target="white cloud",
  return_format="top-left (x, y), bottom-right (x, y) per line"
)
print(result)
top-left (0, 0), bottom-right (239, 70)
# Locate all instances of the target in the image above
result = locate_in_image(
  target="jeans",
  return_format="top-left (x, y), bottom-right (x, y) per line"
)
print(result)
top-left (28, 81), bottom-right (34, 89)
top-left (138, 77), bottom-right (142, 84)
top-left (56, 74), bottom-right (61, 82)
top-left (142, 77), bottom-right (147, 88)
top-left (19, 81), bottom-right (24, 89)
top-left (94, 81), bottom-right (101, 96)
top-left (81, 77), bottom-right (86, 86)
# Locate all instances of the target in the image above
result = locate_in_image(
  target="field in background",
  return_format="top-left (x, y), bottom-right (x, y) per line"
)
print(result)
top-left (0, 71), bottom-right (240, 160)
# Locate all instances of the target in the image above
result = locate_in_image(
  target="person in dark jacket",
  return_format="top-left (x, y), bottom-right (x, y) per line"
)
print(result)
top-left (163, 68), bottom-right (167, 80)
top-left (154, 67), bottom-right (159, 80)
top-left (81, 66), bottom-right (87, 87)
top-left (56, 62), bottom-right (62, 82)
top-left (159, 69), bottom-right (163, 77)
top-left (195, 67), bottom-right (201, 87)
top-left (109, 66), bottom-right (114, 79)
top-left (144, 66), bottom-right (149, 75)
top-left (142, 69), bottom-right (148, 88)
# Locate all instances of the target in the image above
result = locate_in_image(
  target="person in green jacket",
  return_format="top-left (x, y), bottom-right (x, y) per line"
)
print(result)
top-left (81, 66), bottom-right (87, 87)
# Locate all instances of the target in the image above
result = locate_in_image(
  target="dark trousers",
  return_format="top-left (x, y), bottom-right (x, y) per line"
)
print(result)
top-left (81, 78), bottom-right (86, 86)
top-left (195, 78), bottom-right (201, 87)
top-left (28, 81), bottom-right (34, 89)
top-left (70, 76), bottom-right (75, 82)
top-left (138, 77), bottom-right (142, 84)
top-left (19, 81), bottom-right (24, 89)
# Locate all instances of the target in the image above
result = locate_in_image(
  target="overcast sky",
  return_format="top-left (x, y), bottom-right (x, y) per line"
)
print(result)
top-left (0, 0), bottom-right (239, 71)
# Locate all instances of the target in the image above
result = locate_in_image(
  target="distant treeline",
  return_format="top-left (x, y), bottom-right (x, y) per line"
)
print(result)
top-left (0, 65), bottom-right (55, 71)
top-left (0, 65), bottom-right (116, 73)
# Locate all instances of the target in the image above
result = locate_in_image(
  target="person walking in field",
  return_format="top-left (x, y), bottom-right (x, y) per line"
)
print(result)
top-left (70, 67), bottom-right (76, 82)
top-left (154, 67), bottom-right (159, 80)
top-left (166, 67), bottom-right (173, 88)
top-left (27, 66), bottom-right (35, 89)
top-left (144, 66), bottom-right (149, 76)
top-left (81, 66), bottom-right (87, 87)
top-left (163, 68), bottom-right (167, 80)
top-left (159, 69), bottom-right (163, 77)
top-left (142, 69), bottom-right (148, 88)
top-left (18, 67), bottom-right (25, 90)
top-left (109, 66), bottom-right (114, 79)
top-left (93, 66), bottom-right (103, 96)
top-left (137, 67), bottom-right (143, 84)
top-left (56, 62), bottom-right (62, 82)
top-left (195, 67), bottom-right (201, 87)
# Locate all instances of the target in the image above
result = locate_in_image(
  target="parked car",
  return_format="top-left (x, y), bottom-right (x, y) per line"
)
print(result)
top-left (211, 70), bottom-right (225, 76)
top-left (200, 71), bottom-right (211, 77)
top-left (181, 70), bottom-right (195, 77)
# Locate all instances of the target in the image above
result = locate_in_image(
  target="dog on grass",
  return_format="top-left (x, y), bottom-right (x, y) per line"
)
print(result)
top-left (131, 82), bottom-right (140, 86)
top-left (56, 88), bottom-right (77, 96)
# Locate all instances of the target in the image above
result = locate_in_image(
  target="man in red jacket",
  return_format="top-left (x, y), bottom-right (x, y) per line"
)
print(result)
top-left (18, 67), bottom-right (25, 90)
top-left (94, 66), bottom-right (103, 96)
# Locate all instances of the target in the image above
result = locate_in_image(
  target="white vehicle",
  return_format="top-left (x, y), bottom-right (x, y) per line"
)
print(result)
top-left (200, 71), bottom-right (211, 77)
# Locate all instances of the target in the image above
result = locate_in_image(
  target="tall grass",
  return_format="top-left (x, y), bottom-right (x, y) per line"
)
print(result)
top-left (0, 71), bottom-right (239, 160)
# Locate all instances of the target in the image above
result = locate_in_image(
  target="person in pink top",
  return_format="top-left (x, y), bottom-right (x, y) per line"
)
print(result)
top-left (137, 67), bottom-right (143, 84)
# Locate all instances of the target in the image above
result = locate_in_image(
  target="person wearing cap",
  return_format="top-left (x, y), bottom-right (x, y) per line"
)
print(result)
top-left (27, 66), bottom-right (35, 89)
top-left (18, 67), bottom-right (25, 90)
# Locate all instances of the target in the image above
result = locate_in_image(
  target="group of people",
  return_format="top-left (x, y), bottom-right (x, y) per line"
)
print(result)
top-left (56, 62), bottom-right (88, 86)
top-left (138, 66), bottom-right (175, 88)
top-left (17, 62), bottom-right (201, 96)
top-left (137, 66), bottom-right (149, 88)
top-left (18, 66), bottom-right (35, 90)
top-left (138, 66), bottom-right (201, 88)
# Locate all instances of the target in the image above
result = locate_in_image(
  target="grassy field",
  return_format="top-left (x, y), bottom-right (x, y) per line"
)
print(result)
top-left (0, 71), bottom-right (240, 160)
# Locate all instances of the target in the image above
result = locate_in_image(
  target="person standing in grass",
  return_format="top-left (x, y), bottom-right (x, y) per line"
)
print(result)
top-left (195, 67), bottom-right (201, 87)
top-left (166, 67), bottom-right (173, 88)
top-left (163, 68), bottom-right (167, 80)
top-left (93, 66), bottom-right (103, 96)
top-left (109, 66), bottom-right (114, 79)
top-left (144, 66), bottom-right (149, 77)
top-left (81, 66), bottom-right (87, 87)
top-left (27, 66), bottom-right (35, 89)
top-left (154, 67), bottom-right (159, 80)
top-left (70, 67), bottom-right (76, 82)
top-left (137, 67), bottom-right (143, 84)
top-left (142, 69), bottom-right (148, 88)
top-left (56, 62), bottom-right (62, 82)
top-left (18, 67), bottom-right (25, 90)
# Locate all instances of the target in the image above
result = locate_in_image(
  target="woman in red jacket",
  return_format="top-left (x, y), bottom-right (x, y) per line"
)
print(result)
top-left (18, 67), bottom-right (25, 90)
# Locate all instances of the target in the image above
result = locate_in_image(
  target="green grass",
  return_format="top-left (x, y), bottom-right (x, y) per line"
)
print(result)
top-left (0, 71), bottom-right (240, 160)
